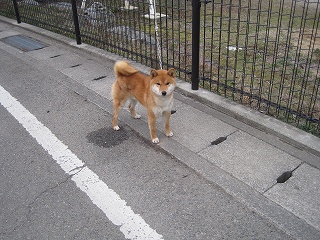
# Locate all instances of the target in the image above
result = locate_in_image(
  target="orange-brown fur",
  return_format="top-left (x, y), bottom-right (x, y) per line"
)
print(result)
top-left (111, 61), bottom-right (176, 143)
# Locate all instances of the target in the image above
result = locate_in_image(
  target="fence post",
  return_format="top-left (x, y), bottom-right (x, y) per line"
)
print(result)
top-left (191, 0), bottom-right (201, 90)
top-left (12, 0), bottom-right (21, 23)
top-left (71, 0), bottom-right (81, 45)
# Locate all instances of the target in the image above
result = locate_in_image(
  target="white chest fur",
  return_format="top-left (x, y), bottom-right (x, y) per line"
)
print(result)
top-left (152, 96), bottom-right (173, 117)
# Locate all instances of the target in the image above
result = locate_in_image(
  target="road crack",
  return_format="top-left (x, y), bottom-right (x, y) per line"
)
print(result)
top-left (1, 175), bottom-right (73, 237)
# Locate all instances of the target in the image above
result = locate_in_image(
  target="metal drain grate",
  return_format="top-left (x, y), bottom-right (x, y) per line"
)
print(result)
top-left (1, 35), bottom-right (47, 52)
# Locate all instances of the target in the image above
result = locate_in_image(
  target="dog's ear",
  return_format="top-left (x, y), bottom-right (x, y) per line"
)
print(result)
top-left (167, 68), bottom-right (175, 78)
top-left (150, 69), bottom-right (158, 78)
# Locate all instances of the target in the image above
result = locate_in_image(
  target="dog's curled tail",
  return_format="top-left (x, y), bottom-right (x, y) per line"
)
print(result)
top-left (114, 61), bottom-right (138, 77)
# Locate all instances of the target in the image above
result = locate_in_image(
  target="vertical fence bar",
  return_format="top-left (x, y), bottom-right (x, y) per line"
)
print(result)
top-left (71, 0), bottom-right (81, 45)
top-left (192, 0), bottom-right (201, 90)
top-left (12, 0), bottom-right (21, 23)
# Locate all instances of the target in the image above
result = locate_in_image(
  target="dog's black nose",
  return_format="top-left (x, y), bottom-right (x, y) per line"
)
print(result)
top-left (162, 91), bottom-right (167, 96)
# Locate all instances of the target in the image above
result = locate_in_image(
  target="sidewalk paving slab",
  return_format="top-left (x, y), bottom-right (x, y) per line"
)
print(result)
top-left (199, 130), bottom-right (302, 193)
top-left (170, 103), bottom-right (237, 153)
top-left (265, 163), bottom-right (320, 231)
top-left (27, 45), bottom-right (71, 61)
top-left (41, 52), bottom-right (87, 71)
top-left (0, 29), bottom-right (19, 39)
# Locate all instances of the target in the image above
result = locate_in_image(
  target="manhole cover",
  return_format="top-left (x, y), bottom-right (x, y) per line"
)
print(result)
top-left (1, 35), bottom-right (47, 52)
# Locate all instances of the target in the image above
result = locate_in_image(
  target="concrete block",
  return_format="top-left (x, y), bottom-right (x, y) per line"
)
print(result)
top-left (42, 52), bottom-right (86, 70)
top-left (265, 163), bottom-right (320, 231)
top-left (60, 61), bottom-right (107, 84)
top-left (199, 130), bottom-right (302, 193)
top-left (169, 101), bottom-right (237, 152)
top-left (26, 46), bottom-right (65, 60)
top-left (0, 30), bottom-right (20, 39)
top-left (81, 76), bottom-right (114, 101)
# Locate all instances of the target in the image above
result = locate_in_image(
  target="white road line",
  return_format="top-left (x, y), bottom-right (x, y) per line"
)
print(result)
top-left (0, 85), bottom-right (164, 240)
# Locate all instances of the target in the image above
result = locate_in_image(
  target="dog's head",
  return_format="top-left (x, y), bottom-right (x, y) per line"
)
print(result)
top-left (150, 68), bottom-right (176, 97)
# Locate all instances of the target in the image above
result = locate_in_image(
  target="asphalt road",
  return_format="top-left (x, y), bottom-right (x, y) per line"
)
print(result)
top-left (0, 48), bottom-right (295, 239)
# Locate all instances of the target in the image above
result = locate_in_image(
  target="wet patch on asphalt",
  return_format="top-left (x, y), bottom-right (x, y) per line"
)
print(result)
top-left (86, 127), bottom-right (129, 148)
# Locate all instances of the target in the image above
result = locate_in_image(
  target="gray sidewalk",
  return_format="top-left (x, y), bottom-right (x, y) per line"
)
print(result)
top-left (1, 16), bottom-right (320, 239)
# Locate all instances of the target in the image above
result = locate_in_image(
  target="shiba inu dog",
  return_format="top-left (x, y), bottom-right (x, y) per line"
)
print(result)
top-left (111, 61), bottom-right (176, 143)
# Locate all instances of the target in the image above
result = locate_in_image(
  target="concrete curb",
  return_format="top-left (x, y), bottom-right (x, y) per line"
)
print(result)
top-left (176, 82), bottom-right (320, 158)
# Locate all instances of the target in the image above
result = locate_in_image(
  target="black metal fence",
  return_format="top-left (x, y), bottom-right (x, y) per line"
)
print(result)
top-left (0, 0), bottom-right (319, 136)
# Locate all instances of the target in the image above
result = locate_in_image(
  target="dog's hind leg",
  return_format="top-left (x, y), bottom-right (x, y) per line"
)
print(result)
top-left (112, 81), bottom-right (130, 130)
top-left (112, 99), bottom-right (122, 131)
top-left (128, 97), bottom-right (141, 119)
top-left (112, 96), bottom-right (129, 131)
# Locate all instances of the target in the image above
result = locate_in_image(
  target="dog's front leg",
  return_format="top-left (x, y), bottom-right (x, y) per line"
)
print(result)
top-left (163, 111), bottom-right (173, 137)
top-left (148, 111), bottom-right (159, 143)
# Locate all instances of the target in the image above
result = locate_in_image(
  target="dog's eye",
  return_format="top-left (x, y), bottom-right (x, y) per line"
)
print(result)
top-left (166, 82), bottom-right (170, 85)
top-left (156, 83), bottom-right (161, 86)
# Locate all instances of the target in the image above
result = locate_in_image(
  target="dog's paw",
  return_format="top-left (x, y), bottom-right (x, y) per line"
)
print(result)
top-left (134, 114), bottom-right (141, 119)
top-left (152, 138), bottom-right (159, 144)
top-left (113, 125), bottom-right (120, 131)
top-left (166, 131), bottom-right (173, 137)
